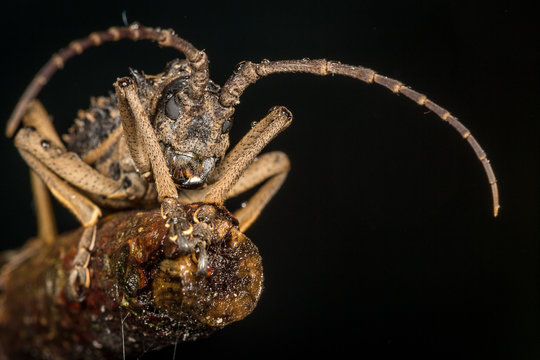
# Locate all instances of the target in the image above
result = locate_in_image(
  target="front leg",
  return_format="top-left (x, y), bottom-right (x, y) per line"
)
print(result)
top-left (179, 151), bottom-right (290, 232)
top-left (177, 107), bottom-right (293, 232)
top-left (114, 77), bottom-right (178, 201)
top-left (114, 77), bottom-right (210, 270)
top-left (204, 106), bottom-right (293, 203)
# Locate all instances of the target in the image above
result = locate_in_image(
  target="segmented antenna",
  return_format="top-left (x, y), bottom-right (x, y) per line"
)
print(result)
top-left (6, 24), bottom-right (209, 138)
top-left (6, 28), bottom-right (498, 216)
top-left (220, 60), bottom-right (499, 216)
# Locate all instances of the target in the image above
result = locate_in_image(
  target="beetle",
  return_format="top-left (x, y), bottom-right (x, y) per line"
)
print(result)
top-left (6, 23), bottom-right (498, 302)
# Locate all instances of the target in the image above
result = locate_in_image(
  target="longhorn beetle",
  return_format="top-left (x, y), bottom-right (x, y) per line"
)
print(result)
top-left (6, 23), bottom-right (499, 302)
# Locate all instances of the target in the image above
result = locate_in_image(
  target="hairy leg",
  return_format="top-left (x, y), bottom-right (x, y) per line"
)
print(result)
top-left (114, 77), bottom-right (178, 203)
top-left (29, 170), bottom-right (57, 245)
top-left (179, 151), bottom-right (290, 232)
top-left (204, 106), bottom-right (293, 204)
top-left (229, 152), bottom-right (290, 232)
top-left (14, 100), bottom-right (144, 301)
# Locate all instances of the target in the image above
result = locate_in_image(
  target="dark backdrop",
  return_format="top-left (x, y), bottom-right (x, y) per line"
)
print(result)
top-left (1, 1), bottom-right (538, 359)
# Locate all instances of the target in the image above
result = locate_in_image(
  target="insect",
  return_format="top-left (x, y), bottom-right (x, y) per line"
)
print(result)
top-left (3, 24), bottom-right (499, 355)
top-left (7, 25), bottom-right (296, 301)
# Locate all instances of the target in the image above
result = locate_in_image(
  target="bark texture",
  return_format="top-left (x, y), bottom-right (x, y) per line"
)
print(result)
top-left (0, 203), bottom-right (263, 359)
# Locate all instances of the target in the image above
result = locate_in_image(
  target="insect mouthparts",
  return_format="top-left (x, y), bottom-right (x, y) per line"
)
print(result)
top-left (170, 152), bottom-right (216, 187)
top-left (183, 176), bottom-right (203, 186)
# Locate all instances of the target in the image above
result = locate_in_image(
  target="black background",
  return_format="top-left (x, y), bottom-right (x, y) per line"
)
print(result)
top-left (0, 1), bottom-right (538, 359)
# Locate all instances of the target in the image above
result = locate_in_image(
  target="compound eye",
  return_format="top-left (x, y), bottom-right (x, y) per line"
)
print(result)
top-left (221, 117), bottom-right (233, 134)
top-left (165, 95), bottom-right (182, 120)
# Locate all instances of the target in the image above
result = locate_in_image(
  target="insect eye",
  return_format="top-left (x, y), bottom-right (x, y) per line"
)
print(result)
top-left (122, 176), bottom-right (132, 189)
top-left (165, 94), bottom-right (182, 120)
top-left (221, 117), bottom-right (233, 134)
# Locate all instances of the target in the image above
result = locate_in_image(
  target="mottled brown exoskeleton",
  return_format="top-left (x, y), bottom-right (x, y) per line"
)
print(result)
top-left (6, 24), bottom-right (499, 301)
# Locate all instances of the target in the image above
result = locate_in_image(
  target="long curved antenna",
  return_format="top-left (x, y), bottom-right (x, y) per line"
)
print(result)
top-left (6, 24), bottom-right (209, 138)
top-left (220, 60), bottom-right (499, 216)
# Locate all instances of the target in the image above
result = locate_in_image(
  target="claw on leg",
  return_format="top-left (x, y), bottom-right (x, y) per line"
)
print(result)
top-left (162, 201), bottom-right (216, 277)
top-left (194, 243), bottom-right (208, 277)
top-left (173, 230), bottom-right (196, 254)
top-left (66, 225), bottom-right (96, 302)
top-left (66, 266), bottom-right (90, 302)
top-left (162, 198), bottom-right (192, 245)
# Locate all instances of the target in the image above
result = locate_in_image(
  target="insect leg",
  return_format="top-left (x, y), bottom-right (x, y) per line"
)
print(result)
top-left (20, 100), bottom-right (64, 148)
top-left (113, 79), bottom-right (151, 182)
top-left (66, 225), bottom-right (96, 301)
top-left (204, 106), bottom-right (293, 204)
top-left (16, 149), bottom-right (101, 227)
top-left (229, 152), bottom-right (290, 232)
top-left (15, 103), bottom-right (101, 226)
top-left (178, 151), bottom-right (290, 231)
top-left (16, 100), bottom-right (139, 201)
top-left (15, 103), bottom-right (124, 301)
top-left (114, 77), bottom-right (194, 250)
top-left (15, 128), bottom-right (135, 200)
top-left (29, 170), bottom-right (57, 245)
top-left (18, 103), bottom-right (60, 244)
top-left (78, 124), bottom-right (124, 165)
top-left (19, 149), bottom-right (98, 301)
top-left (114, 77), bottom-right (178, 202)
